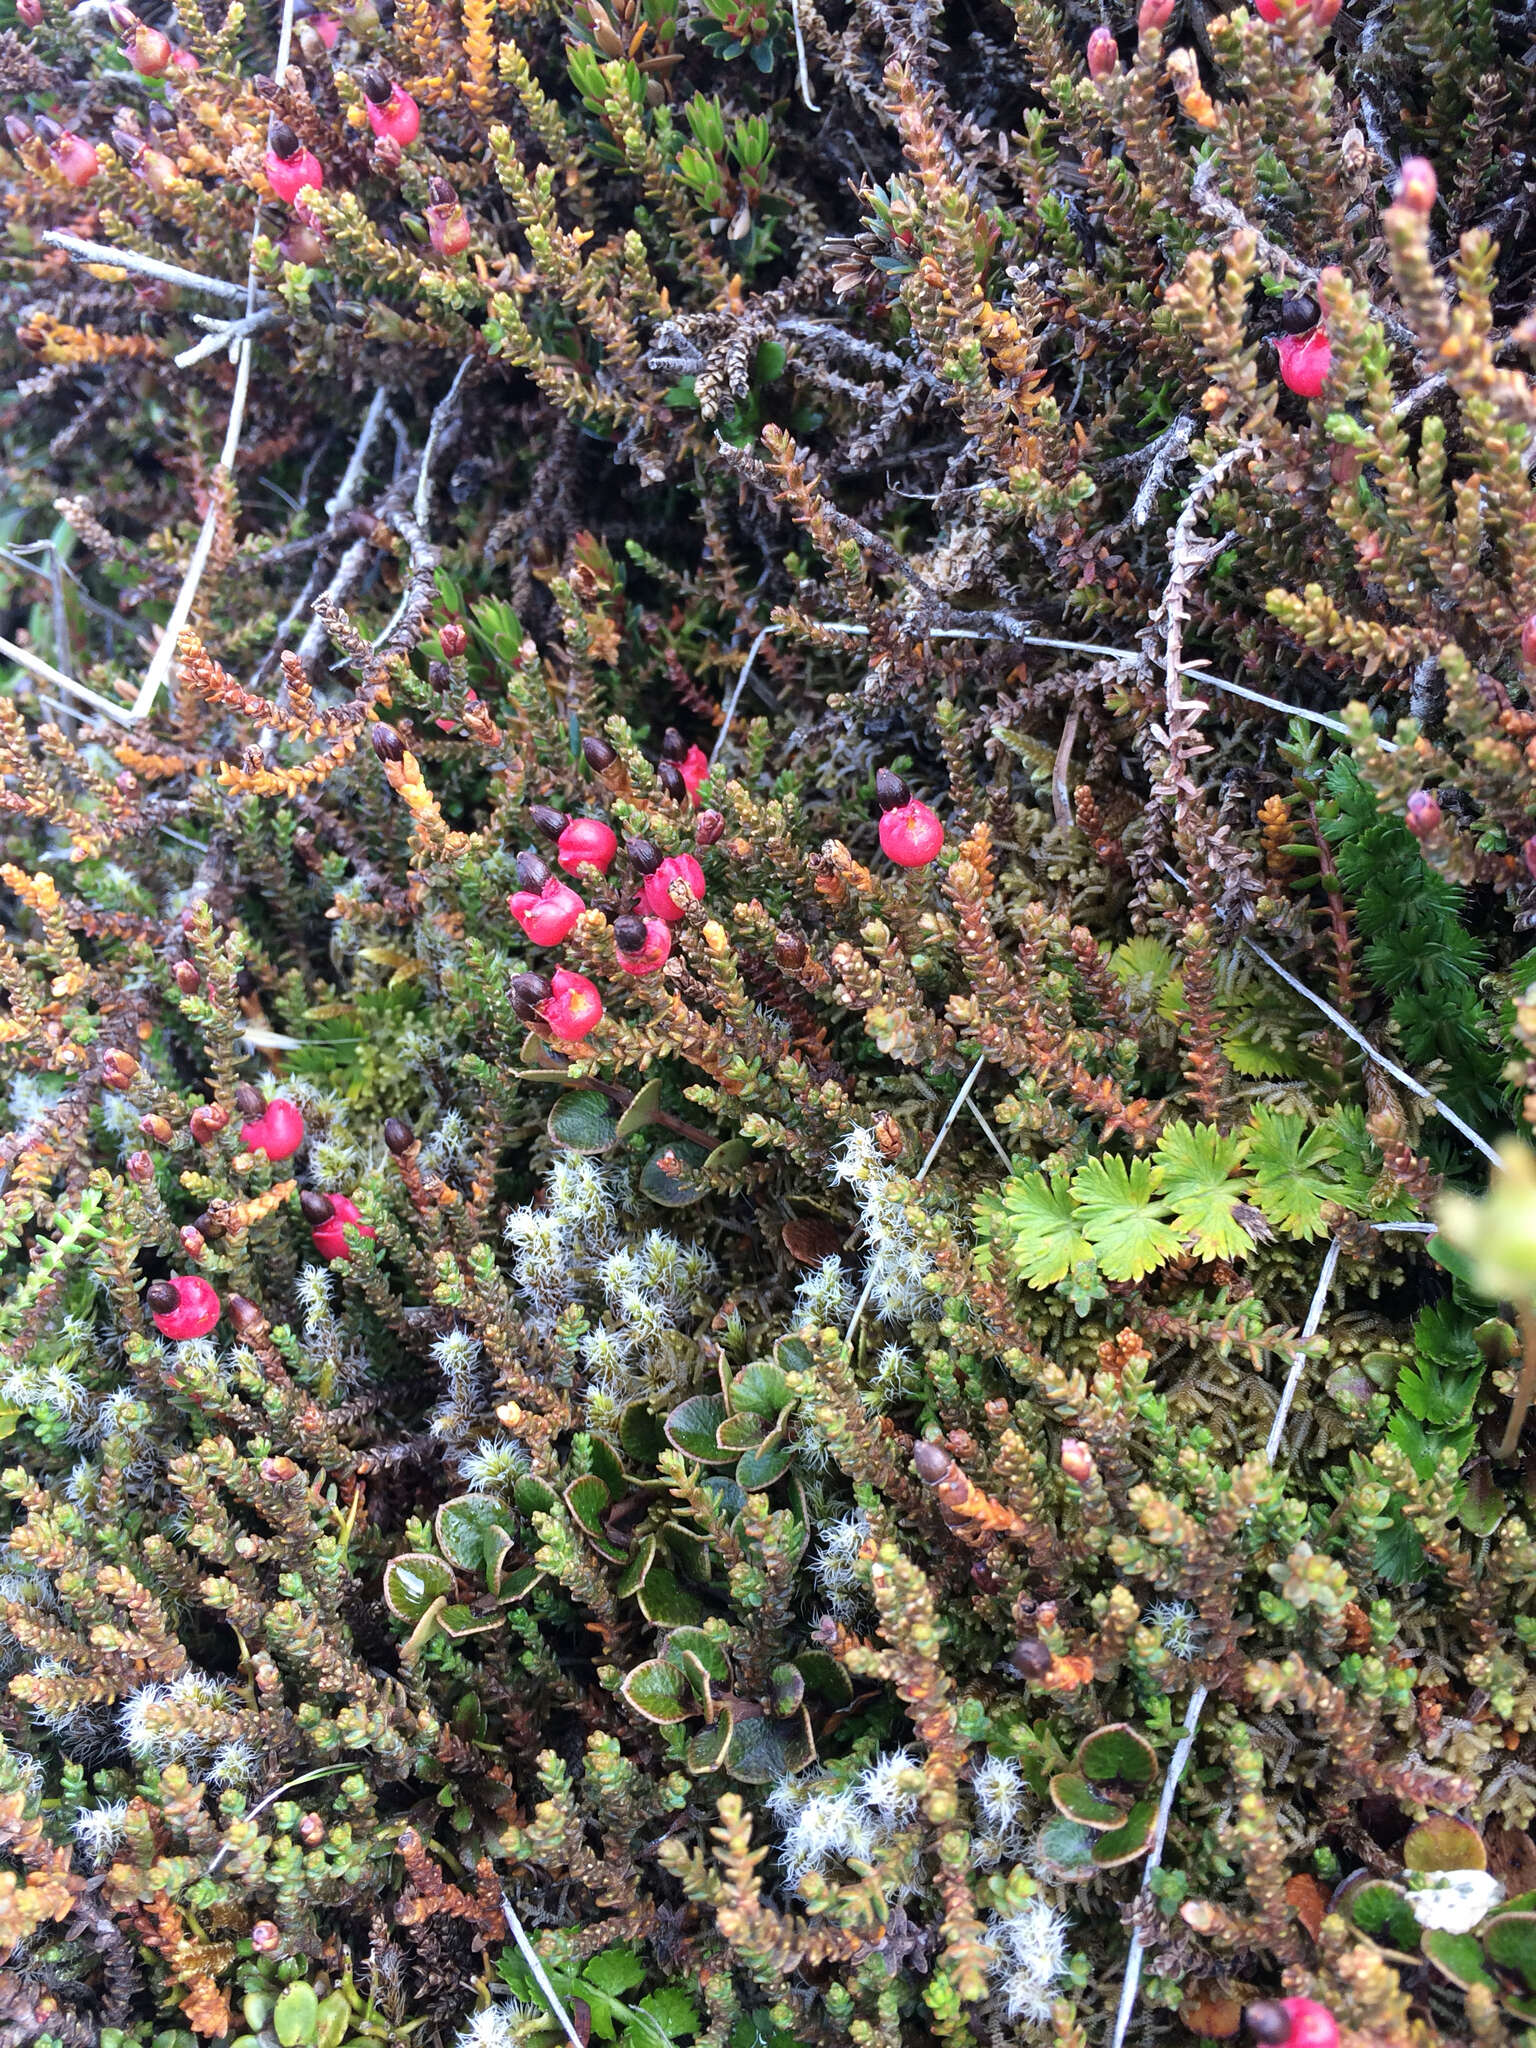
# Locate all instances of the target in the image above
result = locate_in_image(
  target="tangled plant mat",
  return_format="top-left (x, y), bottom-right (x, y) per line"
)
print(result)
top-left (9, 0), bottom-right (1536, 2042)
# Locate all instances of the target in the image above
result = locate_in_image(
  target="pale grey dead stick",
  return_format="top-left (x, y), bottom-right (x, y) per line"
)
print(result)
top-left (33, 0), bottom-right (295, 723)
top-left (43, 231), bottom-right (254, 303)
top-left (1155, 866), bottom-right (1498, 1168)
top-left (844, 1053), bottom-right (987, 1346)
top-left (500, 1895), bottom-right (585, 2048)
top-left (789, 0), bottom-right (819, 109)
top-left (811, 619), bottom-right (1398, 751)
top-left (175, 306), bottom-right (282, 369)
top-left (1241, 936), bottom-right (1499, 1168)
top-left (1113, 1231), bottom-right (1344, 2048)
top-left (710, 622), bottom-right (780, 769)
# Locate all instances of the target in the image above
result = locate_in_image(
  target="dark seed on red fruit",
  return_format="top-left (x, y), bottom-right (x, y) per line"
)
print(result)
top-left (582, 734), bottom-right (617, 772)
top-left (509, 972), bottom-right (551, 1021)
top-left (268, 117), bottom-right (300, 159)
top-left (627, 838), bottom-right (661, 875)
top-left (875, 767), bottom-right (911, 813)
top-left (660, 727), bottom-right (687, 761)
top-left (146, 1280), bottom-right (179, 1315)
top-left (529, 804), bottom-right (567, 840)
top-left (299, 1191), bottom-right (334, 1225)
top-left (361, 65), bottom-right (390, 100)
top-left (1244, 2007), bottom-right (1293, 2046)
top-left (1278, 291), bottom-right (1319, 335)
top-left (516, 849), bottom-right (551, 891)
top-left (657, 761), bottom-right (687, 802)
top-left (234, 1082), bottom-right (265, 1117)
top-left (613, 914), bottom-right (648, 954)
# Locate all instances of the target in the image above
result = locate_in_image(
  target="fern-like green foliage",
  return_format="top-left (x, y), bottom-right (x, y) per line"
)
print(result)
top-left (978, 1108), bottom-right (1395, 1304)
top-left (1321, 758), bottom-right (1510, 1137)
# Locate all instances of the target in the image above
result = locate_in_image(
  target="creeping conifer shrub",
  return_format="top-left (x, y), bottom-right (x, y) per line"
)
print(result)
top-left (8, 0), bottom-right (1536, 2041)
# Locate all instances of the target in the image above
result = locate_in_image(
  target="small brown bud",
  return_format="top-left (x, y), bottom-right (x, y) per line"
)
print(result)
top-left (873, 1116), bottom-right (905, 1160)
top-left (260, 1455), bottom-right (299, 1485)
top-left (383, 1116), bottom-right (415, 1155)
top-left (438, 620), bottom-right (467, 658)
top-left (172, 959), bottom-right (200, 994)
top-left (773, 929), bottom-right (807, 970)
top-left (189, 1104), bottom-right (229, 1144)
top-left (694, 808), bottom-right (725, 848)
top-left (251, 1921), bottom-right (281, 1954)
top-left (226, 1294), bottom-right (267, 1337)
top-left (299, 1191), bottom-right (334, 1225)
top-left (582, 733), bottom-right (617, 773)
top-left (424, 661), bottom-right (451, 695)
top-left (234, 1082), bottom-right (265, 1117)
top-left (371, 722), bottom-right (405, 763)
top-left (139, 1113), bottom-right (174, 1146)
top-left (194, 1209), bottom-right (224, 1242)
top-left (235, 966), bottom-right (258, 997)
top-left (656, 761), bottom-right (688, 803)
top-left (1059, 1438), bottom-right (1094, 1482)
top-left (101, 1048), bottom-right (139, 1090)
top-left (180, 1224), bottom-right (207, 1259)
top-left (126, 1150), bottom-right (155, 1183)
top-left (913, 1439), bottom-right (951, 1485)
top-left (1009, 1638), bottom-right (1052, 1679)
top-left (298, 1812), bottom-right (325, 1846)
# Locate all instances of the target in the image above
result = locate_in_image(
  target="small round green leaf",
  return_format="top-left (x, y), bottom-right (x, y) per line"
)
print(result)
top-left (1076, 1723), bottom-right (1158, 1785)
top-left (274, 1983), bottom-right (319, 2048)
top-left (1483, 1912), bottom-right (1536, 1990)
top-left (1049, 1771), bottom-right (1123, 1830)
top-left (548, 1090), bottom-right (620, 1154)
top-left (1032, 1816), bottom-right (1099, 1883)
top-left (621, 1658), bottom-right (692, 1724)
top-left (1091, 1799), bottom-right (1157, 1867)
top-left (1404, 1815), bottom-right (1487, 1873)
top-left (640, 1140), bottom-right (709, 1207)
top-left (666, 1394), bottom-right (732, 1463)
top-left (383, 1551), bottom-right (455, 1623)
